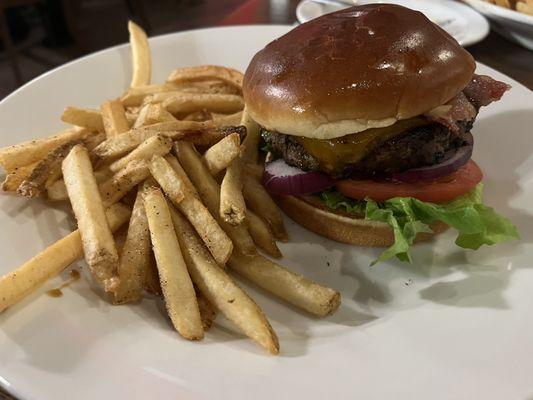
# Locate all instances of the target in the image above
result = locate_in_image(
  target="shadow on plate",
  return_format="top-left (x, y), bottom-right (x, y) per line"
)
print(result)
top-left (415, 109), bottom-right (533, 308)
top-left (284, 109), bottom-right (533, 314)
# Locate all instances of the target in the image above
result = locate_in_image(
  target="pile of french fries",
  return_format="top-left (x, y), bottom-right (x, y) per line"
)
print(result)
top-left (483, 0), bottom-right (533, 15)
top-left (0, 22), bottom-right (340, 354)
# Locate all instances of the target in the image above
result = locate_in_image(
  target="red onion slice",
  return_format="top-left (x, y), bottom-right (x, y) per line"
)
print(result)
top-left (262, 159), bottom-right (336, 195)
top-left (391, 133), bottom-right (473, 183)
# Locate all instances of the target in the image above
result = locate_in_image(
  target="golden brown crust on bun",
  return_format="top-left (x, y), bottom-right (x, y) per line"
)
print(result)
top-left (243, 4), bottom-right (475, 140)
top-left (276, 195), bottom-right (448, 247)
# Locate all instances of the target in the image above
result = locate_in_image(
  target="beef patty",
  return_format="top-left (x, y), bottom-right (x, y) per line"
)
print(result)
top-left (262, 119), bottom-right (474, 178)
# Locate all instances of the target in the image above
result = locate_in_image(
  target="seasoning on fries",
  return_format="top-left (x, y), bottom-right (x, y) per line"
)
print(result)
top-left (61, 107), bottom-right (104, 131)
top-left (62, 144), bottom-right (120, 292)
top-left (143, 186), bottom-right (204, 340)
top-left (220, 157), bottom-right (246, 225)
top-left (101, 99), bottom-right (130, 138)
top-left (0, 21), bottom-right (340, 355)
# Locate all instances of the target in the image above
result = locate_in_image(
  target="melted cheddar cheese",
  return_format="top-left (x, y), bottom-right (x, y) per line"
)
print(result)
top-left (295, 117), bottom-right (427, 175)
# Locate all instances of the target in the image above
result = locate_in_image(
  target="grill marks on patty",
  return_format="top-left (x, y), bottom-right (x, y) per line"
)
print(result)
top-left (262, 119), bottom-right (474, 178)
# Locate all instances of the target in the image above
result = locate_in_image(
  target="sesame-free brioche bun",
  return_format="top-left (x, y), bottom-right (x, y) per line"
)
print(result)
top-left (277, 195), bottom-right (448, 247)
top-left (243, 4), bottom-right (475, 140)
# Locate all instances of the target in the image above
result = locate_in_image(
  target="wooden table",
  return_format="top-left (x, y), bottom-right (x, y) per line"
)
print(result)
top-left (181, 0), bottom-right (532, 89)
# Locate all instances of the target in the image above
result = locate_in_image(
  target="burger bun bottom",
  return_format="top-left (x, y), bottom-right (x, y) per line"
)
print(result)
top-left (276, 195), bottom-right (448, 247)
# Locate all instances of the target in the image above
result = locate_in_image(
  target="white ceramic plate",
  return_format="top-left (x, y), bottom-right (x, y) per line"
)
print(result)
top-left (296, 0), bottom-right (490, 46)
top-left (462, 0), bottom-right (533, 50)
top-left (1, 25), bottom-right (533, 400)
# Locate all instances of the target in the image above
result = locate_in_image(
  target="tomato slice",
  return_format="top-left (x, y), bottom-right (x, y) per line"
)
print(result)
top-left (336, 160), bottom-right (483, 203)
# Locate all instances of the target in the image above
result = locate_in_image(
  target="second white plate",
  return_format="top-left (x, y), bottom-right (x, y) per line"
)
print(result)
top-left (462, 0), bottom-right (533, 50)
top-left (296, 0), bottom-right (490, 46)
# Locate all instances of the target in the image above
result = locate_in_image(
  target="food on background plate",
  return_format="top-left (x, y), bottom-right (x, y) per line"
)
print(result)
top-left (0, 21), bottom-right (340, 355)
top-left (243, 4), bottom-right (519, 264)
top-left (482, 0), bottom-right (533, 16)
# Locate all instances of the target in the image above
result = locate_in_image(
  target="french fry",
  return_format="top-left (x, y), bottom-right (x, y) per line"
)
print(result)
top-left (203, 132), bottom-right (241, 175)
top-left (125, 107), bottom-right (139, 126)
top-left (92, 120), bottom-right (212, 162)
top-left (101, 99), bottom-right (130, 138)
top-left (100, 159), bottom-right (150, 207)
top-left (246, 210), bottom-right (282, 258)
top-left (149, 155), bottom-right (232, 265)
top-left (170, 207), bottom-right (279, 354)
top-left (44, 166), bottom-right (63, 190)
top-left (228, 249), bottom-right (341, 317)
top-left (109, 134), bottom-right (172, 172)
top-left (143, 91), bottom-right (188, 105)
top-left (165, 155), bottom-right (199, 198)
top-left (62, 145), bottom-right (119, 292)
top-left (121, 84), bottom-right (177, 107)
top-left (17, 133), bottom-right (105, 197)
top-left (144, 258), bottom-right (161, 295)
top-left (174, 141), bottom-right (256, 256)
top-left (47, 166), bottom-right (113, 202)
top-left (245, 163), bottom-right (264, 180)
top-left (193, 125), bottom-right (246, 148)
top-left (133, 103), bottom-right (176, 128)
top-left (18, 140), bottom-right (81, 197)
top-left (143, 186), bottom-right (203, 340)
top-left (17, 132), bottom-right (106, 198)
top-left (240, 107), bottom-right (261, 164)
top-left (0, 203), bottom-right (131, 313)
top-left (171, 80), bottom-right (240, 95)
top-left (114, 226), bottom-right (129, 251)
top-left (114, 188), bottom-right (152, 304)
top-left (196, 289), bottom-right (217, 331)
top-left (163, 93), bottom-right (244, 115)
top-left (167, 65), bottom-right (243, 90)
top-left (2, 163), bottom-right (37, 192)
top-left (61, 107), bottom-right (104, 131)
top-left (88, 166), bottom-right (114, 183)
top-left (0, 127), bottom-right (91, 170)
top-left (242, 173), bottom-right (288, 242)
top-left (182, 109), bottom-right (212, 122)
top-left (147, 155), bottom-right (185, 204)
top-left (212, 111), bottom-right (243, 127)
top-left (220, 157), bottom-right (246, 225)
top-left (517, 1), bottom-right (533, 14)
top-left (46, 178), bottom-right (68, 201)
top-left (143, 82), bottom-right (240, 105)
top-left (128, 21), bottom-right (151, 88)
top-left (139, 178), bottom-right (161, 296)
top-left (495, 0), bottom-right (512, 7)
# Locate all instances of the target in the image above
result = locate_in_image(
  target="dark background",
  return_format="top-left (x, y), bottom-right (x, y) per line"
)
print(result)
top-left (0, 0), bottom-right (299, 99)
top-left (0, 0), bottom-right (531, 98)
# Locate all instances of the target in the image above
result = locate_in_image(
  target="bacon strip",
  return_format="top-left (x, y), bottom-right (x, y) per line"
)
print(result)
top-left (463, 74), bottom-right (510, 109)
top-left (425, 74), bottom-right (509, 133)
top-left (425, 92), bottom-right (477, 133)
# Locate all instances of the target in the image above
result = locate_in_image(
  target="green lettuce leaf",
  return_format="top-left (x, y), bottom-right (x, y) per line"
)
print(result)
top-left (320, 189), bottom-right (366, 215)
top-left (320, 184), bottom-right (519, 265)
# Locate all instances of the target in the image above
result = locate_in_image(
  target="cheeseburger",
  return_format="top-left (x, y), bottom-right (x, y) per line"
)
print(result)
top-left (242, 4), bottom-right (518, 263)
